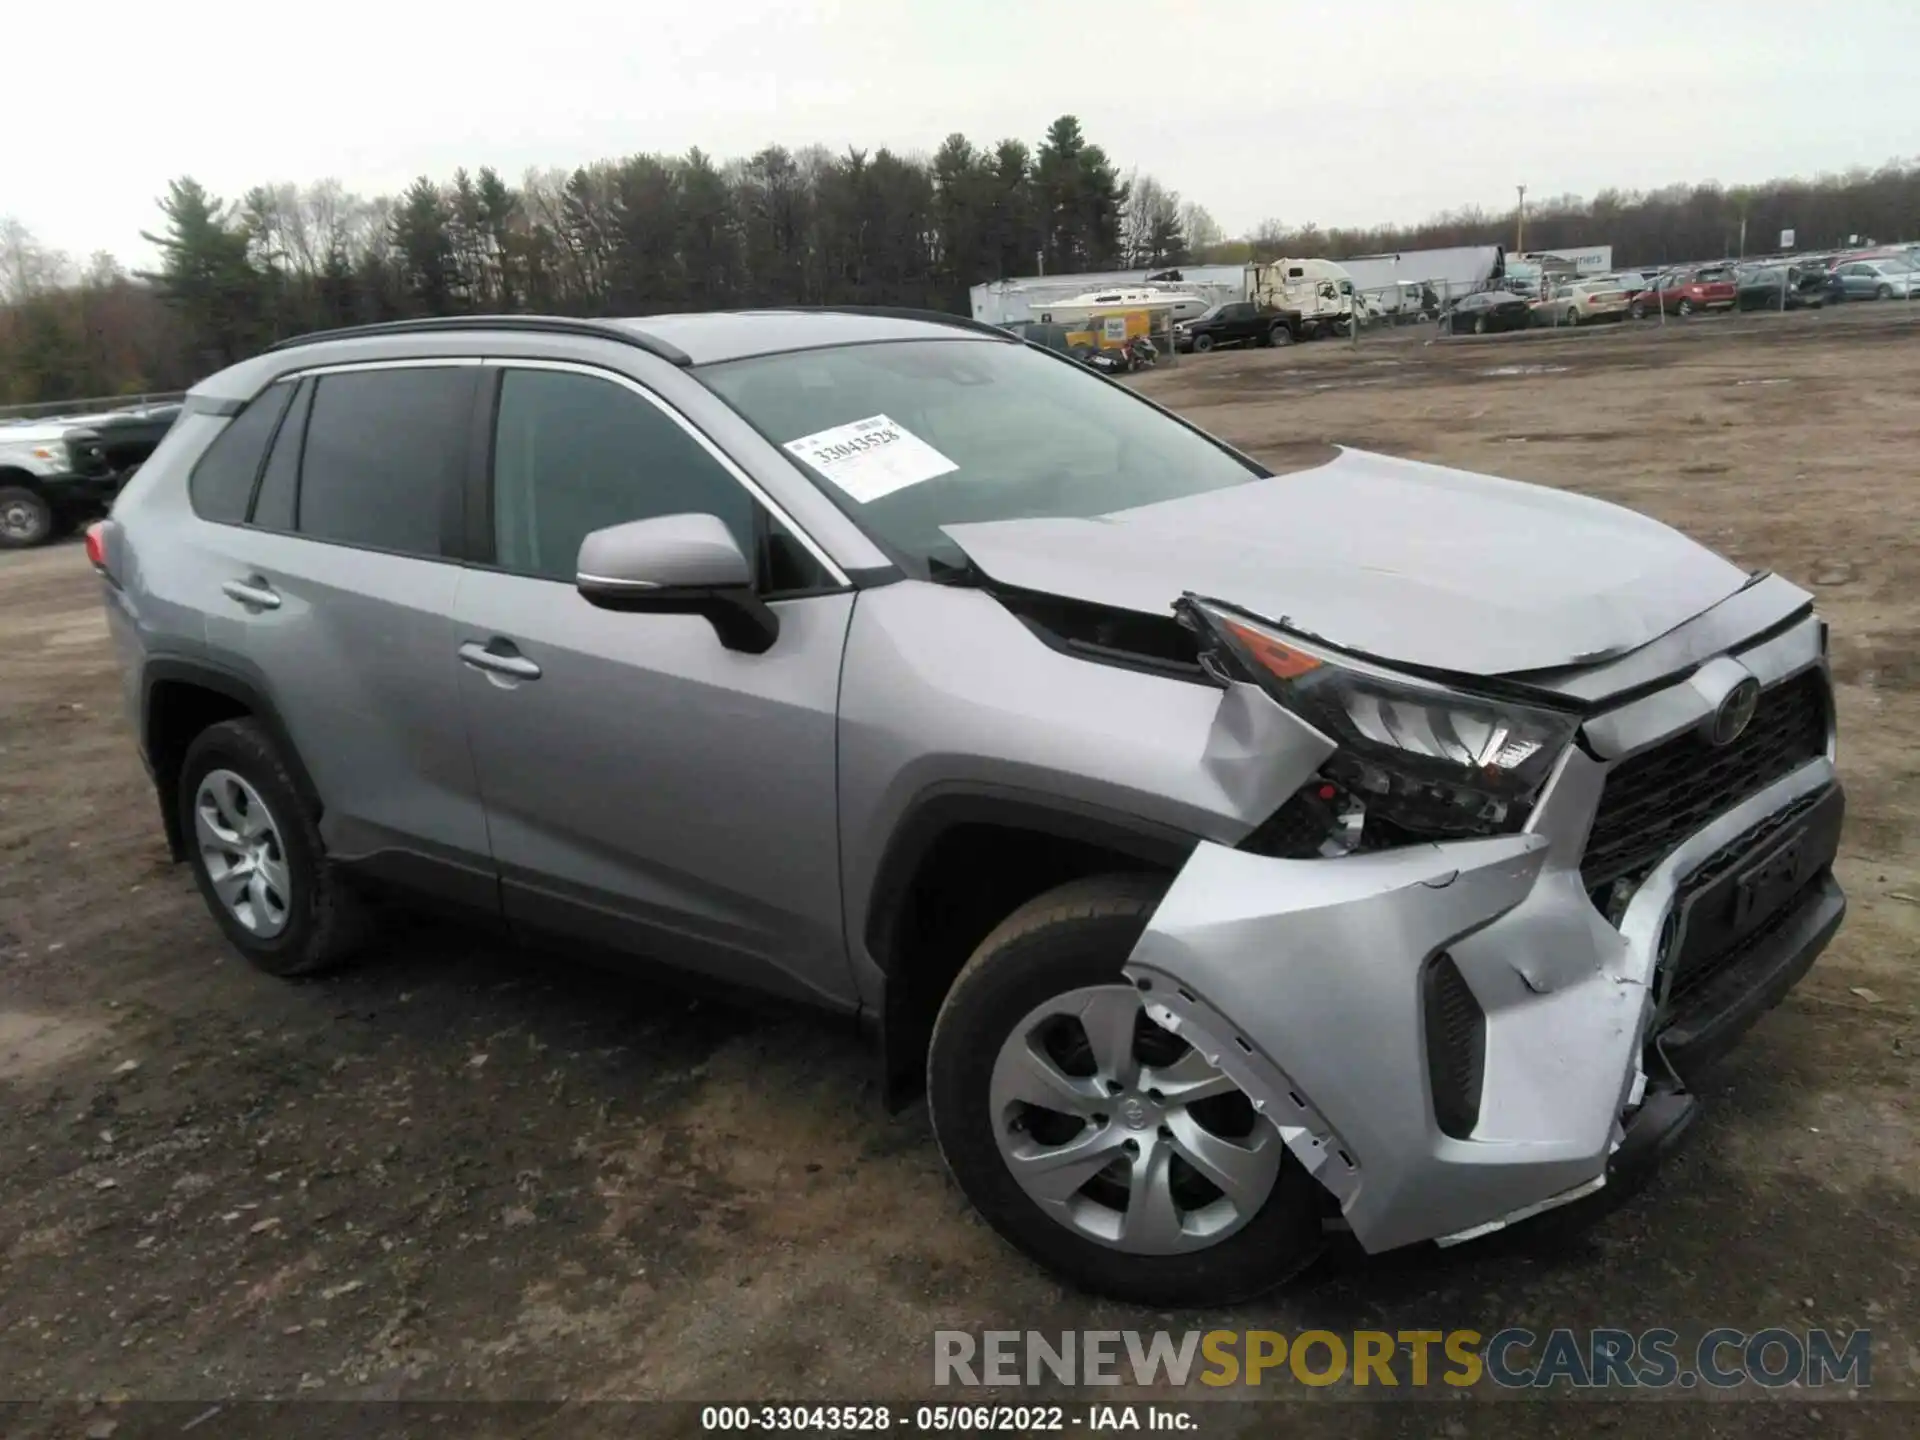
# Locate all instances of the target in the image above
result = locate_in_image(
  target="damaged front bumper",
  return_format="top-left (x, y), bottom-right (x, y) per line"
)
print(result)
top-left (1123, 655), bottom-right (1845, 1255)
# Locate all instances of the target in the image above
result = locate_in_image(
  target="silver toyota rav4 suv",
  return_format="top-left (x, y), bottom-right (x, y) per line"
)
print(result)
top-left (92, 311), bottom-right (1845, 1305)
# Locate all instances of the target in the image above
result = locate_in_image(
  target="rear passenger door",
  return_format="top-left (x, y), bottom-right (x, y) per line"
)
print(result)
top-left (451, 361), bottom-right (857, 1008)
top-left (195, 360), bottom-right (497, 907)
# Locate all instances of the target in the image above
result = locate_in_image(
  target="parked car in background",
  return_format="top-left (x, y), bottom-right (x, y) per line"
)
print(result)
top-left (1532, 279), bottom-right (1633, 326)
top-left (1592, 272), bottom-right (1654, 299)
top-left (1439, 289), bottom-right (1533, 335)
top-left (0, 404), bottom-right (182, 549)
top-left (1826, 257), bottom-right (1919, 301)
top-left (1733, 265), bottom-right (1827, 311)
top-left (1628, 266), bottom-right (1739, 318)
top-left (1174, 301), bottom-right (1302, 352)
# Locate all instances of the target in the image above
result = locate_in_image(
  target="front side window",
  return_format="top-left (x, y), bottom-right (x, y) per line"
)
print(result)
top-left (700, 338), bottom-right (1266, 576)
top-left (490, 368), bottom-right (756, 582)
top-left (297, 367), bottom-right (474, 557)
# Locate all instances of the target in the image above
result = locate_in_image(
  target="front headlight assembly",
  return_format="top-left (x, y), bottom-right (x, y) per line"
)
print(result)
top-left (1180, 596), bottom-right (1581, 852)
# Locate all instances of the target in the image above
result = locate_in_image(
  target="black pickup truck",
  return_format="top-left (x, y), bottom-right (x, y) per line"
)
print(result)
top-left (1173, 301), bottom-right (1302, 353)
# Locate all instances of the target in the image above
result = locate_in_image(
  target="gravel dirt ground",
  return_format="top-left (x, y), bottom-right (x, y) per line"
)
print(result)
top-left (1, 305), bottom-right (1916, 1436)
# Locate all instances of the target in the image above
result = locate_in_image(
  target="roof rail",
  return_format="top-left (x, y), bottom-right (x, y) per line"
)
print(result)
top-left (264, 314), bottom-right (693, 366)
top-left (800, 306), bottom-right (1017, 340)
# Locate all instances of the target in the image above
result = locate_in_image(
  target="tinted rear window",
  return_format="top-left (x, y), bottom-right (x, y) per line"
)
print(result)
top-left (188, 383), bottom-right (294, 524)
top-left (297, 368), bottom-right (474, 557)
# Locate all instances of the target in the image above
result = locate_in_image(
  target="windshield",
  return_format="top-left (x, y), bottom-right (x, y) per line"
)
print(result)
top-left (700, 339), bottom-right (1267, 574)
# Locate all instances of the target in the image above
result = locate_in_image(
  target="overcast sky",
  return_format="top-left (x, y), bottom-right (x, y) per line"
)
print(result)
top-left (7, 0), bottom-right (1915, 268)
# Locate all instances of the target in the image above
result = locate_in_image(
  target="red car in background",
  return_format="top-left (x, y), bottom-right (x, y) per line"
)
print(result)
top-left (1628, 264), bottom-right (1739, 318)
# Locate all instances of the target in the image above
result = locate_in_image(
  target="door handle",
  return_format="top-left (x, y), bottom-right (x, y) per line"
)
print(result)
top-left (459, 640), bottom-right (542, 681)
top-left (221, 578), bottom-right (281, 610)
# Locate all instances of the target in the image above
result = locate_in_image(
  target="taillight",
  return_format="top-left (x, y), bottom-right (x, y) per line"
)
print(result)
top-left (86, 519), bottom-right (122, 587)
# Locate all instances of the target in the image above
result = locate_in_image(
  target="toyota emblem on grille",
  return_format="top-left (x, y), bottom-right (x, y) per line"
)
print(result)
top-left (1709, 676), bottom-right (1761, 747)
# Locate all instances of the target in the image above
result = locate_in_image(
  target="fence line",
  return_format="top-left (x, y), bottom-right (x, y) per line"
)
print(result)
top-left (0, 392), bottom-right (187, 423)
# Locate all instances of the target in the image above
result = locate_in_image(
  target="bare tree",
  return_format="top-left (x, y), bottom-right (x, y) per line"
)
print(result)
top-left (0, 218), bottom-right (72, 302)
top-left (1179, 201), bottom-right (1224, 256)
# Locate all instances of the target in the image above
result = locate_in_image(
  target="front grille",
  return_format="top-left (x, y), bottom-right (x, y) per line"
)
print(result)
top-left (1582, 668), bottom-right (1829, 898)
top-left (1422, 953), bottom-right (1484, 1139)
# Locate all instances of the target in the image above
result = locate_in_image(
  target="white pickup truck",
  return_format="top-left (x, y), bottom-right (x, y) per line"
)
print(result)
top-left (0, 405), bottom-right (181, 549)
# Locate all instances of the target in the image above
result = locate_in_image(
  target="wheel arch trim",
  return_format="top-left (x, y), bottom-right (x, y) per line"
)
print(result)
top-left (141, 657), bottom-right (324, 857)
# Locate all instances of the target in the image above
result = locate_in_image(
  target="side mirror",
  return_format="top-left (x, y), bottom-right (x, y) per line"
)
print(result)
top-left (575, 513), bottom-right (779, 654)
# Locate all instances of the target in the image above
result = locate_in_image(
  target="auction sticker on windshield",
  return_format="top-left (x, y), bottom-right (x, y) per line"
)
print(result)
top-left (783, 415), bottom-right (958, 504)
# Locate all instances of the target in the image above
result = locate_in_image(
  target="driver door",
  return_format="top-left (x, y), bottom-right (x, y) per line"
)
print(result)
top-left (451, 361), bottom-right (858, 1009)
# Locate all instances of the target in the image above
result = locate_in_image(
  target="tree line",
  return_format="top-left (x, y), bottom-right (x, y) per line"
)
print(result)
top-left (1233, 160), bottom-right (1920, 269)
top-left (2, 116), bottom-right (1209, 403)
top-left (3, 136), bottom-right (1918, 404)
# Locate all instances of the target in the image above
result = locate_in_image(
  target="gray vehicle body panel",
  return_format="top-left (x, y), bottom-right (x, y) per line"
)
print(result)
top-left (454, 568), bottom-right (857, 1009)
top-left (835, 581), bottom-right (1334, 993)
top-left (104, 311), bottom-right (1846, 1260)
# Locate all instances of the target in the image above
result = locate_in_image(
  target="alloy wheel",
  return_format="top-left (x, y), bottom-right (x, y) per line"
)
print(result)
top-left (989, 984), bottom-right (1281, 1254)
top-left (194, 769), bottom-right (292, 938)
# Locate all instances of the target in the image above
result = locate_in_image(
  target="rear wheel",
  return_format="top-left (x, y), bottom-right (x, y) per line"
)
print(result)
top-left (179, 719), bottom-right (369, 977)
top-left (1268, 322), bottom-right (1294, 347)
top-left (1472, 315), bottom-right (1487, 335)
top-left (0, 486), bottom-right (53, 549)
top-left (927, 875), bottom-right (1323, 1306)
top-left (1565, 307), bottom-right (1581, 326)
top-left (1677, 298), bottom-right (1695, 316)
top-left (1876, 284), bottom-right (1894, 301)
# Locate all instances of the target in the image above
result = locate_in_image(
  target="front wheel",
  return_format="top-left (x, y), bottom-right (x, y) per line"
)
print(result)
top-left (927, 875), bottom-right (1323, 1307)
top-left (1472, 315), bottom-right (1487, 335)
top-left (1191, 333), bottom-right (1214, 353)
top-left (0, 486), bottom-right (54, 549)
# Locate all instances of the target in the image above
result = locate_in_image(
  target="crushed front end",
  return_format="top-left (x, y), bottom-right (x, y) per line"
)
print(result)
top-left (1122, 595), bottom-right (1844, 1253)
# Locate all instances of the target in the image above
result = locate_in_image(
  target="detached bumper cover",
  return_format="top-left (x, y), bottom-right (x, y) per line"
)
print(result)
top-left (1124, 751), bottom-right (1844, 1254)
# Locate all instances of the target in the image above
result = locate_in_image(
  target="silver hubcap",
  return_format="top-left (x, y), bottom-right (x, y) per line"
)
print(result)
top-left (194, 769), bottom-right (292, 938)
top-left (990, 984), bottom-right (1281, 1254)
top-left (1, 499), bottom-right (43, 540)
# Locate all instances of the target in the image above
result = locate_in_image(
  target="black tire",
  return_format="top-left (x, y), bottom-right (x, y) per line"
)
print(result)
top-left (1876, 284), bottom-right (1893, 301)
top-left (1677, 299), bottom-right (1694, 317)
top-left (927, 874), bottom-right (1324, 1307)
top-left (1629, 302), bottom-right (1646, 320)
top-left (1191, 332), bottom-right (1214, 353)
top-left (1472, 315), bottom-right (1487, 335)
top-left (0, 485), bottom-right (54, 550)
top-left (1268, 322), bottom-right (1294, 347)
top-left (178, 719), bottom-right (369, 977)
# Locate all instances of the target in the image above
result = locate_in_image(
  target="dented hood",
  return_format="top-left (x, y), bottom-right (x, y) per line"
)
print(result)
top-left (942, 447), bottom-right (1753, 676)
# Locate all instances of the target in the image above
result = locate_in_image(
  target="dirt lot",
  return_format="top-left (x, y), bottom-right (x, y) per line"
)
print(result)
top-left (2, 306), bottom-right (1916, 1433)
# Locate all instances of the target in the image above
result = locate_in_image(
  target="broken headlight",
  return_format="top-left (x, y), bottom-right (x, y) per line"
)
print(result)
top-left (1185, 598), bottom-right (1579, 842)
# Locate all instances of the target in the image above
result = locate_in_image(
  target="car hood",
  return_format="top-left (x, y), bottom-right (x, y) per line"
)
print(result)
top-left (942, 447), bottom-right (1754, 677)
